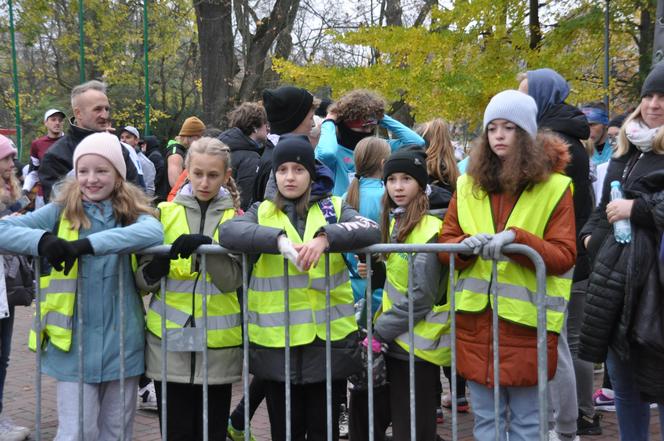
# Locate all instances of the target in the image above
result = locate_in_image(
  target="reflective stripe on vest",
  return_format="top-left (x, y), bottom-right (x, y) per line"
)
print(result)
top-left (455, 173), bottom-right (572, 333)
top-left (29, 216), bottom-right (79, 352)
top-left (381, 214), bottom-right (451, 366)
top-left (145, 202), bottom-right (242, 348)
top-left (248, 197), bottom-right (357, 348)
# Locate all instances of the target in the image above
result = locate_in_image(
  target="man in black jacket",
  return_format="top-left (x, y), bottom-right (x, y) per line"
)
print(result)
top-left (219, 102), bottom-right (268, 211)
top-left (519, 68), bottom-right (595, 439)
top-left (39, 80), bottom-right (139, 200)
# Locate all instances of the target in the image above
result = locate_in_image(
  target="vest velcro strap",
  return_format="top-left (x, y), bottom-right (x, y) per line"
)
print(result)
top-left (458, 277), bottom-right (567, 312)
top-left (249, 274), bottom-right (309, 292)
top-left (37, 310), bottom-right (72, 330)
top-left (310, 270), bottom-right (350, 291)
top-left (165, 279), bottom-right (223, 295)
top-left (40, 278), bottom-right (77, 295)
top-left (314, 303), bottom-right (355, 324)
top-left (248, 309), bottom-right (313, 327)
top-left (149, 298), bottom-right (191, 326)
top-left (398, 332), bottom-right (451, 351)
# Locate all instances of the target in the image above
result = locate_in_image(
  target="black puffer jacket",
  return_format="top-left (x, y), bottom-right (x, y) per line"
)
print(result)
top-left (39, 120), bottom-right (139, 200)
top-left (579, 145), bottom-right (664, 403)
top-left (538, 103), bottom-right (592, 282)
top-left (218, 127), bottom-right (262, 211)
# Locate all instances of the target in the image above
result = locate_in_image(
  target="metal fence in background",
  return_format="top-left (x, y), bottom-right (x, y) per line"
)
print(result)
top-left (24, 242), bottom-right (550, 441)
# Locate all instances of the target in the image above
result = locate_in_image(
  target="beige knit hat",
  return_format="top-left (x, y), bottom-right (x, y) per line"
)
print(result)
top-left (73, 132), bottom-right (127, 180)
top-left (178, 116), bottom-right (206, 137)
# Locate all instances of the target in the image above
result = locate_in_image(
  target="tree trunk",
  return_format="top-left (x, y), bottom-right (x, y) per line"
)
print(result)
top-left (194, 0), bottom-right (237, 128)
top-left (529, 0), bottom-right (541, 50)
top-left (385, 0), bottom-right (403, 26)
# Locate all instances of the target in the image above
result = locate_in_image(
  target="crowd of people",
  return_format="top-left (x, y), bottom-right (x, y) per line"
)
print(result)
top-left (0, 62), bottom-right (662, 441)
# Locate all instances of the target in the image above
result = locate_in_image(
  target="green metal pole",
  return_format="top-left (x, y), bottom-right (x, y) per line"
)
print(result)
top-left (143, 0), bottom-right (151, 135)
top-left (78, 0), bottom-right (85, 83)
top-left (8, 0), bottom-right (22, 157)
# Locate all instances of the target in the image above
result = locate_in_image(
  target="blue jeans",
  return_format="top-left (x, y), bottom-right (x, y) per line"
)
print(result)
top-left (0, 306), bottom-right (15, 415)
top-left (606, 349), bottom-right (664, 441)
top-left (467, 380), bottom-right (541, 441)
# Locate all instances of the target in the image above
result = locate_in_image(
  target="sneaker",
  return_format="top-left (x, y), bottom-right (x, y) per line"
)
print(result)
top-left (436, 406), bottom-right (444, 424)
top-left (227, 419), bottom-right (257, 441)
top-left (138, 381), bottom-right (158, 411)
top-left (441, 393), bottom-right (470, 413)
top-left (577, 409), bottom-right (602, 436)
top-left (338, 404), bottom-right (349, 439)
top-left (548, 430), bottom-right (579, 441)
top-left (0, 416), bottom-right (30, 441)
top-left (592, 388), bottom-right (615, 412)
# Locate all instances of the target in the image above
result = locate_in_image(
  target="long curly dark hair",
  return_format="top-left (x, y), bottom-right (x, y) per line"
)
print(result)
top-left (466, 128), bottom-right (570, 196)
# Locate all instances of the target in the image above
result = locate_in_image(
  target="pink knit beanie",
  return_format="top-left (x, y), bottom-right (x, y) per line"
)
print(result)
top-left (73, 132), bottom-right (127, 180)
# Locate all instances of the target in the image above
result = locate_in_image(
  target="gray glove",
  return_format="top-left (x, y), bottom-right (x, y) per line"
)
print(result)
top-left (460, 233), bottom-right (493, 255)
top-left (481, 230), bottom-right (516, 260)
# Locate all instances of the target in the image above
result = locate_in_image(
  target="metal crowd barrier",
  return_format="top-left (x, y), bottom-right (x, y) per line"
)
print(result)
top-left (25, 242), bottom-right (550, 441)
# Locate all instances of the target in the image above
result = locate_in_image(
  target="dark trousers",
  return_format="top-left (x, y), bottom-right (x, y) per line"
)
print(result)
top-left (0, 306), bottom-right (14, 414)
top-left (154, 381), bottom-right (232, 441)
top-left (229, 376), bottom-right (266, 430)
top-left (264, 379), bottom-right (345, 441)
top-left (387, 357), bottom-right (440, 441)
top-left (442, 365), bottom-right (467, 399)
top-left (348, 384), bottom-right (391, 441)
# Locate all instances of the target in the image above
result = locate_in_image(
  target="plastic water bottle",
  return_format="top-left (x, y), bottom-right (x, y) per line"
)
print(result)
top-left (610, 181), bottom-right (631, 244)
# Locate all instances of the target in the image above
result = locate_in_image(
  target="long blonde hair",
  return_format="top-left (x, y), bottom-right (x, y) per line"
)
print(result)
top-left (345, 137), bottom-right (390, 210)
top-left (613, 104), bottom-right (664, 157)
top-left (55, 178), bottom-right (156, 230)
top-left (417, 118), bottom-right (459, 190)
top-left (185, 137), bottom-right (241, 210)
top-left (0, 169), bottom-right (21, 206)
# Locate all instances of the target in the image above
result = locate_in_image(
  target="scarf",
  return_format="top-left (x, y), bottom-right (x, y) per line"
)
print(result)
top-left (625, 119), bottom-right (660, 153)
top-left (338, 122), bottom-right (373, 150)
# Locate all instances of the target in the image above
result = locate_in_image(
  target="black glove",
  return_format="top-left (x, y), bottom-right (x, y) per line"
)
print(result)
top-left (69, 238), bottom-right (94, 256)
top-left (168, 234), bottom-right (213, 259)
top-left (143, 256), bottom-right (171, 283)
top-left (37, 233), bottom-right (77, 275)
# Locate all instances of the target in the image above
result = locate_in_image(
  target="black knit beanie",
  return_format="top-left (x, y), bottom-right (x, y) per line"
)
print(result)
top-left (272, 135), bottom-right (316, 179)
top-left (641, 61), bottom-right (664, 98)
top-left (383, 147), bottom-right (428, 189)
top-left (262, 86), bottom-right (313, 135)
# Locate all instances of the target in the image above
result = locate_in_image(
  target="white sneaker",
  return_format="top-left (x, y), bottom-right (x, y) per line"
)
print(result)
top-left (0, 416), bottom-right (30, 441)
top-left (548, 430), bottom-right (579, 441)
top-left (137, 381), bottom-right (158, 411)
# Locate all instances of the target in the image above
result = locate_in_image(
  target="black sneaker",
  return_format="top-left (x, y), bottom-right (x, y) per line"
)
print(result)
top-left (577, 410), bottom-right (602, 436)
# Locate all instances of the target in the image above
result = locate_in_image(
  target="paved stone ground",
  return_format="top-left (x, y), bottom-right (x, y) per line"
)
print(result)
top-left (3, 305), bottom-right (660, 440)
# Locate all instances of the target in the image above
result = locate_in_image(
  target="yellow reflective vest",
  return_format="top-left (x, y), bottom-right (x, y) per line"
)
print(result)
top-left (382, 215), bottom-right (451, 366)
top-left (29, 216), bottom-right (79, 352)
top-left (248, 197), bottom-right (357, 348)
top-left (145, 202), bottom-right (242, 348)
top-left (455, 173), bottom-right (573, 333)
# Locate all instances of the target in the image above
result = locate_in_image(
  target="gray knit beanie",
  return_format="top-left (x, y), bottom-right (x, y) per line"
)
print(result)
top-left (483, 90), bottom-right (538, 139)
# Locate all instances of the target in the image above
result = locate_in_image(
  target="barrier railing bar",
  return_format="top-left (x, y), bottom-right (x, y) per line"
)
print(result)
top-left (118, 259), bottom-right (126, 441)
top-left (283, 258), bottom-right (291, 441)
top-left (77, 267), bottom-right (84, 441)
top-left (407, 253), bottom-right (416, 441)
top-left (324, 253), bottom-right (333, 441)
top-left (241, 253), bottom-right (250, 441)
top-left (201, 253), bottom-right (209, 441)
top-left (449, 252), bottom-right (458, 441)
top-left (365, 251), bottom-right (374, 441)
top-left (159, 275), bottom-right (168, 440)
top-left (34, 259), bottom-right (42, 441)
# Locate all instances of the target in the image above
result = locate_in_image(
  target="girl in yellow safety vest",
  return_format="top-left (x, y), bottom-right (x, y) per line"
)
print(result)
top-left (218, 135), bottom-right (381, 441)
top-left (0, 132), bottom-right (163, 440)
top-left (438, 90), bottom-right (577, 441)
top-left (136, 137), bottom-right (244, 440)
top-left (361, 147), bottom-right (451, 441)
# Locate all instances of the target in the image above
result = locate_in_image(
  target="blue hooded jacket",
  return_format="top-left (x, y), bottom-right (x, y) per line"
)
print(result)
top-left (526, 68), bottom-right (570, 122)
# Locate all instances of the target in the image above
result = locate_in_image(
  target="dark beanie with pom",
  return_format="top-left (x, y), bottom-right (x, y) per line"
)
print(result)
top-left (262, 86), bottom-right (313, 135)
top-left (383, 147), bottom-right (428, 189)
